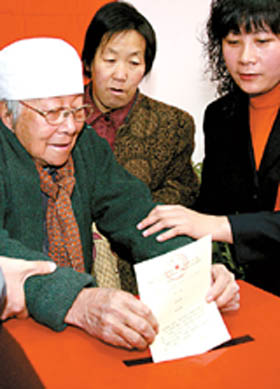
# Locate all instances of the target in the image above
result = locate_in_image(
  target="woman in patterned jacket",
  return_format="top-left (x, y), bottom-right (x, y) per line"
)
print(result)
top-left (82, 1), bottom-right (199, 292)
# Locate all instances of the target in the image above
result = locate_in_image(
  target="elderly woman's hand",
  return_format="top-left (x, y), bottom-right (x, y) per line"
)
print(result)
top-left (0, 257), bottom-right (56, 320)
top-left (65, 287), bottom-right (159, 350)
top-left (206, 264), bottom-right (240, 312)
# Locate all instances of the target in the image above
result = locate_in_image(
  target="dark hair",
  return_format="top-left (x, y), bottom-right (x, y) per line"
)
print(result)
top-left (205, 0), bottom-right (280, 95)
top-left (82, 1), bottom-right (156, 78)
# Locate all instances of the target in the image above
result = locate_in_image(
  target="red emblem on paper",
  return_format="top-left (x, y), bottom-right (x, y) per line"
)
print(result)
top-left (165, 254), bottom-right (189, 280)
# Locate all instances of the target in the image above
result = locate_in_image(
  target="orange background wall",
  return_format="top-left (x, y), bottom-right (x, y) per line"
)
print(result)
top-left (0, 0), bottom-right (114, 53)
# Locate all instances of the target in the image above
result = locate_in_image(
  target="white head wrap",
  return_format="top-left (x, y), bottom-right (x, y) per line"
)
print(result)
top-left (0, 37), bottom-right (84, 100)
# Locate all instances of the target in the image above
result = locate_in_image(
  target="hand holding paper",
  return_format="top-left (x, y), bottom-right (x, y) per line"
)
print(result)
top-left (134, 235), bottom-right (231, 363)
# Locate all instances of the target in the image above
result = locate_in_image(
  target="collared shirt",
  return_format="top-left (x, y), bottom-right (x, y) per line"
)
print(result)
top-left (84, 82), bottom-right (137, 150)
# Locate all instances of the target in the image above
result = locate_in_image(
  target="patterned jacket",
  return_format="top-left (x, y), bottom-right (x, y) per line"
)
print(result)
top-left (88, 90), bottom-right (200, 207)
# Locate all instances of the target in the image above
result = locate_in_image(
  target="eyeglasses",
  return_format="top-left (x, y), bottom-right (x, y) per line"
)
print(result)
top-left (19, 100), bottom-right (94, 126)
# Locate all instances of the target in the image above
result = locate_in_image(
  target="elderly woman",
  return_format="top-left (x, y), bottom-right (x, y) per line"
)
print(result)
top-left (139, 0), bottom-right (280, 296)
top-left (0, 37), bottom-right (239, 350)
top-left (82, 1), bottom-right (199, 291)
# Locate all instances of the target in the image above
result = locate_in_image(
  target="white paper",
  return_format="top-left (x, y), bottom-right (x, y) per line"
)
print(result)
top-left (134, 235), bottom-right (231, 363)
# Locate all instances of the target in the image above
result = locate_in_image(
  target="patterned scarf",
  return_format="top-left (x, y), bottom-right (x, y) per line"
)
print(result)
top-left (36, 156), bottom-right (85, 273)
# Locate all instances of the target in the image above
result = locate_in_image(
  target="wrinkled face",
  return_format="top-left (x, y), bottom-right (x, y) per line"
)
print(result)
top-left (90, 30), bottom-right (146, 112)
top-left (222, 25), bottom-right (280, 96)
top-left (11, 94), bottom-right (84, 167)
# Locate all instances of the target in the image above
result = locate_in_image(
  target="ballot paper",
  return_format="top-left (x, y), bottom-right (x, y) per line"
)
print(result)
top-left (134, 235), bottom-right (231, 363)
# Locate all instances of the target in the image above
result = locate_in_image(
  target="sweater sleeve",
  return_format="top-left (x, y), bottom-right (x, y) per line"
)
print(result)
top-left (0, 157), bottom-right (95, 332)
top-left (0, 229), bottom-right (95, 332)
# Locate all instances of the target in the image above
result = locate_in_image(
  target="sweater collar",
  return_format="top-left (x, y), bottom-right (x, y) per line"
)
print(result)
top-left (250, 82), bottom-right (280, 109)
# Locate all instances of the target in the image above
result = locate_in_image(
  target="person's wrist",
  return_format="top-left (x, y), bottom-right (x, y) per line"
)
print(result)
top-left (65, 288), bottom-right (88, 327)
top-left (213, 216), bottom-right (233, 243)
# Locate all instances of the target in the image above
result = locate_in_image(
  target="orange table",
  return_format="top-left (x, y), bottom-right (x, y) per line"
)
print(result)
top-left (3, 281), bottom-right (280, 388)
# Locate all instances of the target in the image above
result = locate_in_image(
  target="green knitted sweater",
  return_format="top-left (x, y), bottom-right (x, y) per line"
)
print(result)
top-left (0, 121), bottom-right (192, 331)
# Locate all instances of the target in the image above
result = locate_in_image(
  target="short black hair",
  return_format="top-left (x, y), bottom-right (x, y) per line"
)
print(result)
top-left (205, 0), bottom-right (280, 95)
top-left (82, 1), bottom-right (156, 78)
